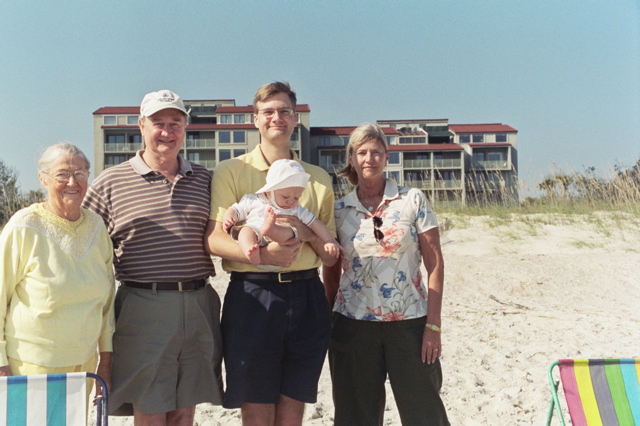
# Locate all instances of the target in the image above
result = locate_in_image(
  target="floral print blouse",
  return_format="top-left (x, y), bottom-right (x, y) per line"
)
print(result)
top-left (333, 179), bottom-right (439, 321)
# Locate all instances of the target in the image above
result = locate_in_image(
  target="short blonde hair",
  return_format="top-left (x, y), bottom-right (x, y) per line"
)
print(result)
top-left (337, 123), bottom-right (388, 186)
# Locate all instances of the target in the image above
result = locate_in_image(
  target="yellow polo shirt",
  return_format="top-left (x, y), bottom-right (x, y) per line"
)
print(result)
top-left (210, 146), bottom-right (336, 273)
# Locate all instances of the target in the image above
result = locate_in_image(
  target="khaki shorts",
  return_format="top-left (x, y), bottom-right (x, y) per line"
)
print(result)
top-left (108, 284), bottom-right (223, 415)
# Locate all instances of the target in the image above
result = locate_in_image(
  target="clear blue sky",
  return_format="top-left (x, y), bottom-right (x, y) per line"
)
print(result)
top-left (1, 1), bottom-right (639, 196)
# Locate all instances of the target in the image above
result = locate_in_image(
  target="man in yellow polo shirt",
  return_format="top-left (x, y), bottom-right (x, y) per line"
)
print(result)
top-left (205, 81), bottom-right (337, 425)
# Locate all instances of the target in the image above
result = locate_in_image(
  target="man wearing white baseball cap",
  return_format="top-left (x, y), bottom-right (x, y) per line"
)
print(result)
top-left (84, 89), bottom-right (223, 424)
top-left (205, 82), bottom-right (337, 425)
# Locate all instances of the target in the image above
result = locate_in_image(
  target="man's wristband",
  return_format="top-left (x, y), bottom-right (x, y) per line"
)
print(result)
top-left (425, 323), bottom-right (442, 333)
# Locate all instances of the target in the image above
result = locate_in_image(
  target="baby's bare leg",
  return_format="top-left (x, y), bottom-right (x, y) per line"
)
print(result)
top-left (237, 227), bottom-right (261, 265)
top-left (261, 208), bottom-right (296, 243)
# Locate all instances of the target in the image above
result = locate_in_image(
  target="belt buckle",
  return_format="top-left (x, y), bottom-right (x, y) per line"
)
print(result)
top-left (278, 272), bottom-right (292, 283)
top-left (178, 282), bottom-right (184, 291)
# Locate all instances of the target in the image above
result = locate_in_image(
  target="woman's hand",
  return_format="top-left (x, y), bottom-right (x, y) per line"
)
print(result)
top-left (421, 327), bottom-right (442, 364)
top-left (95, 352), bottom-right (112, 397)
top-left (0, 365), bottom-right (12, 377)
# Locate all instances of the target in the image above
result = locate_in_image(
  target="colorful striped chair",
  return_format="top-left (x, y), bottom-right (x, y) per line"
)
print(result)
top-left (547, 359), bottom-right (640, 425)
top-left (0, 372), bottom-right (108, 426)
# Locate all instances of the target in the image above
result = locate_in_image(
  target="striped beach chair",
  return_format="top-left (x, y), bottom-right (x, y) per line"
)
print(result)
top-left (0, 372), bottom-right (108, 426)
top-left (547, 359), bottom-right (640, 425)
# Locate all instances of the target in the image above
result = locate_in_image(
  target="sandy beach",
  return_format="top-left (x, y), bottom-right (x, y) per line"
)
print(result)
top-left (101, 212), bottom-right (640, 425)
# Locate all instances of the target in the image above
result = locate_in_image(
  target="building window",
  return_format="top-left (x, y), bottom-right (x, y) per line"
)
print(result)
top-left (472, 134), bottom-right (484, 143)
top-left (188, 152), bottom-right (200, 162)
top-left (104, 116), bottom-right (116, 125)
top-left (106, 134), bottom-right (125, 144)
top-left (127, 116), bottom-right (138, 125)
top-left (496, 133), bottom-right (507, 142)
top-left (341, 137), bottom-right (349, 146)
top-left (385, 171), bottom-right (400, 182)
top-left (388, 152), bottom-right (400, 164)
top-left (487, 151), bottom-right (504, 161)
top-left (106, 155), bottom-right (127, 166)
top-left (387, 136), bottom-right (396, 145)
top-left (234, 114), bottom-right (245, 124)
top-left (129, 134), bottom-right (141, 143)
top-left (233, 131), bottom-right (245, 143)
top-left (319, 136), bottom-right (330, 146)
top-left (220, 114), bottom-right (232, 124)
top-left (250, 115), bottom-right (255, 123)
top-left (219, 149), bottom-right (231, 161)
top-left (233, 149), bottom-right (246, 157)
top-left (459, 134), bottom-right (471, 143)
top-left (399, 136), bottom-right (426, 144)
top-left (290, 131), bottom-right (299, 142)
top-left (219, 131), bottom-right (231, 143)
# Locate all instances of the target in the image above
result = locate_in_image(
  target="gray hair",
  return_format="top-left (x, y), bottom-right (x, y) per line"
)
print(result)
top-left (337, 123), bottom-right (388, 186)
top-left (38, 142), bottom-right (91, 173)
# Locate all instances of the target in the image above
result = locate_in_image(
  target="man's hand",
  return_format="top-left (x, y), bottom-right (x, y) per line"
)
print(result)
top-left (260, 238), bottom-right (301, 267)
top-left (276, 215), bottom-right (314, 242)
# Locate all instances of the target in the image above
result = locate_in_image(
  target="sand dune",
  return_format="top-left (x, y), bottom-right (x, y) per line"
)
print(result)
top-left (101, 213), bottom-right (640, 425)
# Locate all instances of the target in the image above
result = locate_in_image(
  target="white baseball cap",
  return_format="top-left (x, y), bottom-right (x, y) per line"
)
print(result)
top-left (140, 90), bottom-right (187, 117)
top-left (256, 159), bottom-right (311, 193)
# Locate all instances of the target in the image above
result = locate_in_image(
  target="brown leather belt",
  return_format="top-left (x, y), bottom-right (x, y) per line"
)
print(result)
top-left (122, 279), bottom-right (207, 291)
top-left (230, 268), bottom-right (318, 283)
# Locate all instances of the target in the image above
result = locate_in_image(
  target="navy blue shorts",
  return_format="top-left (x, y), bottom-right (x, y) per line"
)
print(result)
top-left (221, 272), bottom-right (331, 408)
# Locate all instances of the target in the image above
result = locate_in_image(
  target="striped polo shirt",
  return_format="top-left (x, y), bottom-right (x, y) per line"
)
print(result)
top-left (83, 151), bottom-right (215, 282)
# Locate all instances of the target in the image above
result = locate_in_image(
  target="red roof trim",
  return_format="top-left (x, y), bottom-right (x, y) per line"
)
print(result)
top-left (450, 123), bottom-right (517, 133)
top-left (216, 106), bottom-right (254, 113)
top-left (388, 144), bottom-right (464, 152)
top-left (311, 126), bottom-right (399, 136)
top-left (94, 107), bottom-right (139, 115)
top-left (377, 119), bottom-right (448, 123)
top-left (469, 143), bottom-right (512, 148)
top-left (184, 99), bottom-right (235, 103)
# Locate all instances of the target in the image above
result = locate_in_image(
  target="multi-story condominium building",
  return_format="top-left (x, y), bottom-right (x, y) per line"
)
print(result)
top-left (93, 101), bottom-right (517, 205)
top-left (92, 99), bottom-right (310, 176)
top-left (312, 119), bottom-right (518, 205)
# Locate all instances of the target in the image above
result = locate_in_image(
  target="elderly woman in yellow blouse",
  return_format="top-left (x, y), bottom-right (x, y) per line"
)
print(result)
top-left (0, 142), bottom-right (115, 394)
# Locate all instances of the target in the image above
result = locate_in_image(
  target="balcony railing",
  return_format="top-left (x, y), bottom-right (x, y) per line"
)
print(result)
top-left (332, 183), bottom-right (352, 197)
top-left (104, 143), bottom-right (143, 153)
top-left (433, 179), bottom-right (462, 189)
top-left (433, 158), bottom-right (462, 168)
top-left (319, 163), bottom-right (345, 173)
top-left (403, 159), bottom-right (431, 168)
top-left (405, 180), bottom-right (432, 190)
top-left (471, 160), bottom-right (509, 170)
top-left (186, 139), bottom-right (215, 148)
top-left (192, 159), bottom-right (217, 170)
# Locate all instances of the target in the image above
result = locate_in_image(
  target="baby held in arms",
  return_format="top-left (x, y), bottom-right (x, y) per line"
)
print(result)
top-left (223, 159), bottom-right (343, 266)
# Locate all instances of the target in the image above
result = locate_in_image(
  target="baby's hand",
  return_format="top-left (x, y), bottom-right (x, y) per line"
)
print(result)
top-left (324, 241), bottom-right (345, 259)
top-left (222, 210), bottom-right (238, 233)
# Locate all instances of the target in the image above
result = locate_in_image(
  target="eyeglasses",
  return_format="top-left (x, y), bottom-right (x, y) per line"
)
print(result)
top-left (43, 170), bottom-right (90, 183)
top-left (257, 108), bottom-right (294, 119)
top-left (373, 216), bottom-right (384, 243)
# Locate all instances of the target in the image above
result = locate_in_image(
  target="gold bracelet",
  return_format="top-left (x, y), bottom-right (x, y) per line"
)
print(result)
top-left (425, 323), bottom-right (442, 332)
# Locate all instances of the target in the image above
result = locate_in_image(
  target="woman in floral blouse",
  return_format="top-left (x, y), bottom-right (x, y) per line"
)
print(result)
top-left (323, 123), bottom-right (449, 425)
